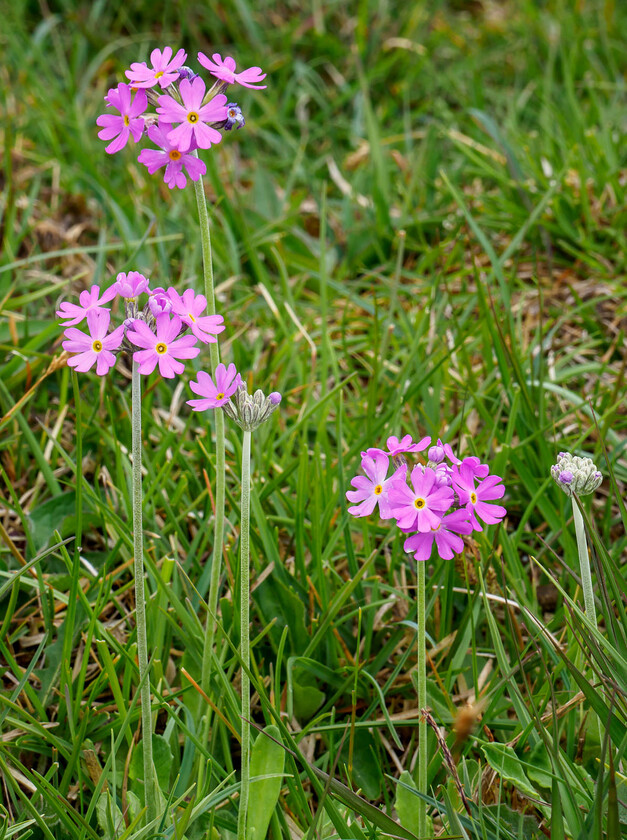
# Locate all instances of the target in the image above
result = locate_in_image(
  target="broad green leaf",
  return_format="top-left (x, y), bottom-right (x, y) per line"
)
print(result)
top-left (247, 725), bottom-right (285, 840)
top-left (395, 771), bottom-right (420, 836)
top-left (129, 734), bottom-right (173, 792)
top-left (481, 743), bottom-right (538, 799)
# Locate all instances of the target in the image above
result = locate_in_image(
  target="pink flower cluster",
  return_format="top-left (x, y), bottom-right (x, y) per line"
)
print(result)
top-left (57, 273), bottom-right (225, 378)
top-left (96, 46), bottom-right (266, 189)
top-left (346, 436), bottom-right (506, 563)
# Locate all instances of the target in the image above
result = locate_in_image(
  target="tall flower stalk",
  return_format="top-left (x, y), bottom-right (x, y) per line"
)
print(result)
top-left (193, 173), bottom-right (229, 773)
top-left (186, 372), bottom-right (281, 833)
top-left (131, 360), bottom-right (157, 824)
top-left (416, 561), bottom-right (427, 839)
top-left (237, 429), bottom-right (252, 840)
top-left (346, 436), bottom-right (507, 838)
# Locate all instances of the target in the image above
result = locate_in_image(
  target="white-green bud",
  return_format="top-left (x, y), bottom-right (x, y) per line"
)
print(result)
top-left (222, 382), bottom-right (281, 431)
top-left (550, 451), bottom-right (602, 496)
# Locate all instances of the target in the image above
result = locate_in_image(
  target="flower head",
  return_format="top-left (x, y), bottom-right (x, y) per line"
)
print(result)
top-left (389, 466), bottom-right (454, 533)
top-left (138, 123), bottom-right (207, 189)
top-left (346, 451), bottom-right (402, 519)
top-left (148, 286), bottom-right (173, 317)
top-left (404, 509), bottom-right (473, 562)
top-left (451, 463), bottom-right (506, 532)
top-left (125, 46), bottom-right (187, 89)
top-left (96, 83), bottom-right (147, 154)
top-left (221, 380), bottom-right (281, 430)
top-left (187, 363), bottom-right (241, 411)
top-left (222, 102), bottom-right (245, 131)
top-left (167, 288), bottom-right (225, 343)
top-left (114, 271), bottom-right (150, 300)
top-left (385, 435), bottom-right (431, 457)
top-left (157, 78), bottom-right (228, 152)
top-left (551, 452), bottom-right (602, 496)
top-left (126, 313), bottom-right (200, 378)
top-left (62, 310), bottom-right (125, 375)
top-left (56, 284), bottom-right (117, 326)
top-left (197, 52), bottom-right (267, 89)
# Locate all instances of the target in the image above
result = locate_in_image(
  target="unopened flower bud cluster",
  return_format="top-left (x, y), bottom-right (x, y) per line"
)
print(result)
top-left (551, 451), bottom-right (602, 496)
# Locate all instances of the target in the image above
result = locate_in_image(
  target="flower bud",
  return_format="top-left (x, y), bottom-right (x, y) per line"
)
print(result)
top-left (551, 452), bottom-right (602, 496)
top-left (222, 381), bottom-right (281, 431)
top-left (428, 444), bottom-right (445, 465)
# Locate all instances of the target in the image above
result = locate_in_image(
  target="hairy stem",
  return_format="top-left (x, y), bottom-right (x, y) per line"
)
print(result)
top-left (237, 430), bottom-right (252, 840)
top-left (417, 560), bottom-right (427, 839)
top-left (571, 496), bottom-right (596, 623)
top-left (193, 171), bottom-right (226, 763)
top-left (132, 361), bottom-right (156, 824)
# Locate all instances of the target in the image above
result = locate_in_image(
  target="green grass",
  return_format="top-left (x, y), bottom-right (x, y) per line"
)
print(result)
top-left (0, 0), bottom-right (626, 838)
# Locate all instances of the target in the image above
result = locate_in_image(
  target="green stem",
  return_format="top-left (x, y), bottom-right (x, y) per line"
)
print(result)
top-left (237, 430), bottom-right (252, 840)
top-left (193, 170), bottom-right (226, 758)
top-left (416, 560), bottom-right (427, 840)
top-left (571, 496), bottom-right (596, 623)
top-left (132, 361), bottom-right (156, 824)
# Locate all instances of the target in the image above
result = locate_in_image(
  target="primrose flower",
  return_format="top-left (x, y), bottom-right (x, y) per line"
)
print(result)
top-left (125, 46), bottom-right (187, 89)
top-left (148, 286), bottom-right (173, 317)
top-left (126, 313), bottom-right (200, 378)
top-left (96, 83), bottom-right (147, 154)
top-left (451, 464), bottom-right (506, 531)
top-left (197, 53), bottom-right (267, 89)
top-left (222, 103), bottom-right (245, 131)
top-left (187, 363), bottom-right (241, 410)
top-left (167, 289), bottom-right (225, 343)
top-left (56, 284), bottom-right (117, 326)
top-left (138, 123), bottom-right (207, 189)
top-left (62, 310), bottom-right (125, 375)
top-left (404, 509), bottom-right (473, 562)
top-left (114, 271), bottom-right (150, 300)
top-left (346, 451), bottom-right (401, 519)
top-left (157, 78), bottom-right (228, 152)
top-left (389, 466), bottom-right (454, 533)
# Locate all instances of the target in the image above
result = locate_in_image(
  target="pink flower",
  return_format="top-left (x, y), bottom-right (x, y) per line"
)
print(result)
top-left (126, 314), bottom-right (200, 378)
top-left (114, 271), bottom-right (150, 299)
top-left (62, 310), bottom-right (125, 375)
top-left (125, 46), bottom-right (187, 89)
top-left (156, 78), bottom-right (228, 152)
top-left (346, 452), bottom-right (403, 519)
top-left (167, 288), bottom-right (225, 343)
top-left (96, 83), bottom-right (147, 154)
top-left (197, 52), bottom-right (267, 89)
top-left (460, 455), bottom-right (490, 480)
top-left (148, 286), bottom-right (173, 317)
top-left (138, 123), bottom-right (207, 189)
top-left (187, 363), bottom-right (241, 410)
top-left (451, 463), bottom-right (506, 532)
top-left (385, 435), bottom-right (431, 456)
top-left (56, 284), bottom-right (117, 326)
top-left (403, 509), bottom-right (473, 562)
top-left (389, 466), bottom-right (454, 533)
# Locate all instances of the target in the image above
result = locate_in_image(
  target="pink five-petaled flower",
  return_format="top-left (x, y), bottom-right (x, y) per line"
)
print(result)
top-left (403, 509), bottom-right (473, 562)
top-left (62, 310), bottom-right (125, 375)
top-left (187, 363), bottom-right (241, 411)
top-left (96, 83), bottom-right (147, 154)
top-left (138, 123), bottom-right (207, 189)
top-left (197, 52), bottom-right (267, 89)
top-left (157, 78), bottom-right (228, 152)
top-left (389, 465), bottom-right (454, 533)
top-left (346, 451), bottom-right (402, 520)
top-left (114, 271), bottom-right (151, 299)
top-left (167, 288), bottom-right (225, 343)
top-left (451, 462), bottom-right (506, 532)
top-left (125, 46), bottom-right (187, 89)
top-left (126, 314), bottom-right (200, 378)
top-left (56, 284), bottom-right (117, 326)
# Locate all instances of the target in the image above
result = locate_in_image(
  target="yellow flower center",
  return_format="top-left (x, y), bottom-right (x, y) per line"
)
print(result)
top-left (155, 342), bottom-right (168, 355)
top-left (470, 492), bottom-right (477, 505)
top-left (123, 115), bottom-right (130, 126)
top-left (169, 150), bottom-right (182, 161)
top-left (155, 71), bottom-right (164, 79)
top-left (373, 484), bottom-right (383, 496)
top-left (216, 392), bottom-right (225, 400)
top-left (414, 497), bottom-right (426, 509)
top-left (187, 112), bottom-right (199, 123)
top-left (92, 339), bottom-right (103, 352)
